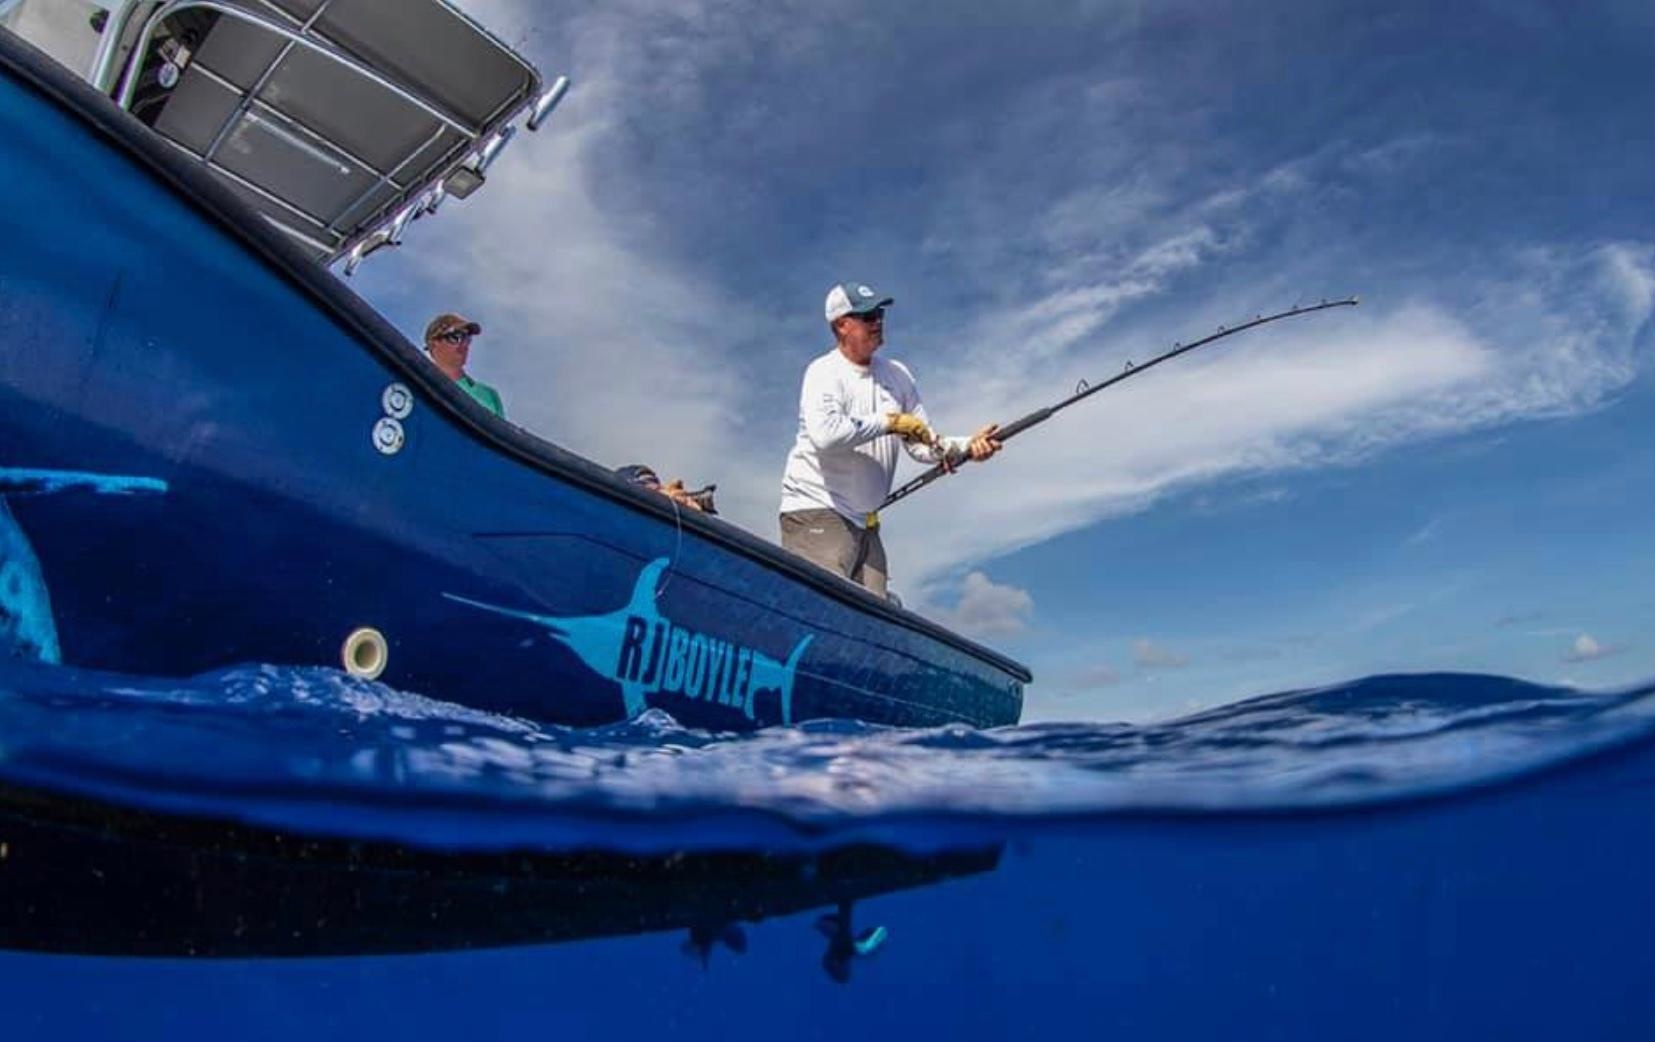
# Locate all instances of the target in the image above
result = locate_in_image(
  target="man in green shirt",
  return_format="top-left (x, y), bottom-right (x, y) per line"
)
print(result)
top-left (423, 312), bottom-right (505, 418)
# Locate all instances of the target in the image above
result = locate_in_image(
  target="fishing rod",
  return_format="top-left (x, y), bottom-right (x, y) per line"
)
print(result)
top-left (881, 297), bottom-right (1360, 510)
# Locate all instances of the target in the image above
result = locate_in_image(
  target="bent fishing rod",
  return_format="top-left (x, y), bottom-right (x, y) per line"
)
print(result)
top-left (881, 297), bottom-right (1360, 510)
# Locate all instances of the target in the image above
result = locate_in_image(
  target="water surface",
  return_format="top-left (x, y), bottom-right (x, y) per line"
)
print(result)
top-left (1, 662), bottom-right (1651, 1040)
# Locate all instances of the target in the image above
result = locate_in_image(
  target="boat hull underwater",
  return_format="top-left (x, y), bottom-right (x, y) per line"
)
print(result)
top-left (0, 33), bottom-right (1027, 731)
top-left (0, 779), bottom-right (999, 963)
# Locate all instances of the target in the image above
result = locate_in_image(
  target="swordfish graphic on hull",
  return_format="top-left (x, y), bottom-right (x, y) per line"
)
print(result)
top-left (446, 559), bottom-right (814, 725)
top-left (0, 468), bottom-right (169, 663)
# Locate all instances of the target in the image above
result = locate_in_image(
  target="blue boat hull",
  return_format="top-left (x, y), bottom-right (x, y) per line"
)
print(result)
top-left (0, 780), bottom-right (1000, 959)
top-left (0, 32), bottom-right (1026, 730)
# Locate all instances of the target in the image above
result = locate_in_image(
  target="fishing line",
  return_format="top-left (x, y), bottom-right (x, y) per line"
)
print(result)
top-left (657, 493), bottom-right (684, 601)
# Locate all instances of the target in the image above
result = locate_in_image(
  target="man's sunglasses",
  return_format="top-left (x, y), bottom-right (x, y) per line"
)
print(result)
top-left (436, 329), bottom-right (475, 343)
top-left (851, 308), bottom-right (886, 323)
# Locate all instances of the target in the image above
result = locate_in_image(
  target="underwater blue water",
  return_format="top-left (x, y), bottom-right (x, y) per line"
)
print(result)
top-left (2, 661), bottom-right (1654, 1041)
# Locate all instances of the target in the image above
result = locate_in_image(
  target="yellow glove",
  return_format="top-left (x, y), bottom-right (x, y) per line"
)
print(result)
top-left (885, 412), bottom-right (935, 444)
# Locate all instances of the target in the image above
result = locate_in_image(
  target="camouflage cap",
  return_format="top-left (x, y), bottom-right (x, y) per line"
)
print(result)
top-left (424, 313), bottom-right (482, 342)
top-left (614, 464), bottom-right (662, 489)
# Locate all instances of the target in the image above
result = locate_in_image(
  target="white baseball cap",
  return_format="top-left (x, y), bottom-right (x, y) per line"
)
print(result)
top-left (824, 281), bottom-right (894, 323)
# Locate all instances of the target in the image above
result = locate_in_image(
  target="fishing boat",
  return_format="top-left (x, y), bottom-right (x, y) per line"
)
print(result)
top-left (0, 775), bottom-right (998, 975)
top-left (0, 2), bottom-right (1028, 730)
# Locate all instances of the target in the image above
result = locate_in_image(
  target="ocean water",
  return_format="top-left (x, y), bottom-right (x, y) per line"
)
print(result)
top-left (1, 661), bottom-right (1653, 1041)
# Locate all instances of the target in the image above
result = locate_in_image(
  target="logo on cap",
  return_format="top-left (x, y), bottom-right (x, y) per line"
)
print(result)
top-left (857, 285), bottom-right (875, 298)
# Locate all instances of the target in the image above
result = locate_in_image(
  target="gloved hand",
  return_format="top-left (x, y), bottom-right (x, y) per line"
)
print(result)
top-left (938, 423), bottom-right (1000, 472)
top-left (684, 484), bottom-right (718, 514)
top-left (662, 479), bottom-right (709, 512)
top-left (885, 412), bottom-right (935, 445)
top-left (967, 423), bottom-right (1002, 461)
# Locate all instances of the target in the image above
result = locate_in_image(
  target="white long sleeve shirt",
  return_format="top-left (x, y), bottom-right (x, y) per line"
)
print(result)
top-left (779, 348), bottom-right (968, 527)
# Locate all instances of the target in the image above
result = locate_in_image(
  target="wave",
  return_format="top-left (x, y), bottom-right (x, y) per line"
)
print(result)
top-left (0, 660), bottom-right (1650, 853)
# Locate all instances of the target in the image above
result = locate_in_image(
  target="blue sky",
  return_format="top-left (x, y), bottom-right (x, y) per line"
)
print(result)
top-left (355, 0), bottom-right (1655, 721)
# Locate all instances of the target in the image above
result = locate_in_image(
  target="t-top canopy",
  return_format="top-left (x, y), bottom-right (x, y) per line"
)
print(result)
top-left (48, 0), bottom-right (566, 267)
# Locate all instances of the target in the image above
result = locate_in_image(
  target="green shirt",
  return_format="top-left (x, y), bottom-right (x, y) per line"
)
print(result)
top-left (458, 375), bottom-right (505, 418)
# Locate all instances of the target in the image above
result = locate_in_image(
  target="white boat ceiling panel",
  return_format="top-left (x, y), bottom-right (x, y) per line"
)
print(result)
top-left (136, 0), bottom-right (540, 262)
top-left (332, 133), bottom-right (458, 228)
top-left (214, 107), bottom-right (380, 221)
top-left (177, 0), bottom-right (536, 127)
top-left (183, 12), bottom-right (283, 89)
top-left (152, 70), bottom-right (240, 155)
top-left (248, 47), bottom-right (458, 172)
top-left (304, 0), bottom-right (536, 129)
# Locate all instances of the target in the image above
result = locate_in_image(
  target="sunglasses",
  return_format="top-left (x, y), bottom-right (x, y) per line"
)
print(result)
top-left (851, 308), bottom-right (886, 323)
top-left (436, 329), bottom-right (475, 343)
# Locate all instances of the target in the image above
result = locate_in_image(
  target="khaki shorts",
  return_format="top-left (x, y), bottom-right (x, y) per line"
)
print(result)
top-left (779, 509), bottom-right (888, 597)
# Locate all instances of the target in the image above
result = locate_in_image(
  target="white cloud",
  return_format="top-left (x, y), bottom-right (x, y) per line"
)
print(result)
top-left (1133, 638), bottom-right (1190, 669)
top-left (1067, 664), bottom-right (1123, 689)
top-left (925, 571), bottom-right (1034, 638)
top-left (360, 3), bottom-right (1652, 621)
top-left (1564, 633), bottom-right (1622, 663)
top-left (1401, 517), bottom-right (1442, 549)
top-left (890, 302), bottom-right (1500, 584)
top-left (1339, 133), bottom-right (1453, 177)
top-left (1598, 243), bottom-right (1655, 327)
top-left (888, 237), bottom-right (1647, 588)
top-left (358, 0), bottom-right (803, 525)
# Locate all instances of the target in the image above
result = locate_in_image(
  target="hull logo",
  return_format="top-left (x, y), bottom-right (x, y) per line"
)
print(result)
top-left (446, 558), bottom-right (813, 724)
top-left (0, 468), bottom-right (168, 664)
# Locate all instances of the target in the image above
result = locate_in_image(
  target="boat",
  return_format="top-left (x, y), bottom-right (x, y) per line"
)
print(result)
top-left (0, 2), bottom-right (1028, 731)
top-left (0, 776), bottom-right (999, 978)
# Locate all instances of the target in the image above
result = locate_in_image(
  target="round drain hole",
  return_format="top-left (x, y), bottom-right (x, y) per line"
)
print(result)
top-left (341, 627), bottom-right (389, 680)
